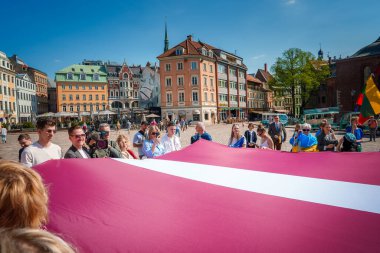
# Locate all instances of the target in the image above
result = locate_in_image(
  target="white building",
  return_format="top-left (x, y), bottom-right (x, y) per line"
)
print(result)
top-left (16, 73), bottom-right (37, 122)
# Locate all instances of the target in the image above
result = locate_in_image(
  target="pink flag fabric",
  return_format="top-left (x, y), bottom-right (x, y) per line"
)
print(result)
top-left (34, 140), bottom-right (380, 252)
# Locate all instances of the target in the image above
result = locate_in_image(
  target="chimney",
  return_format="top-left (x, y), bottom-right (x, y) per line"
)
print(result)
top-left (264, 63), bottom-right (267, 73)
top-left (187, 35), bottom-right (192, 41)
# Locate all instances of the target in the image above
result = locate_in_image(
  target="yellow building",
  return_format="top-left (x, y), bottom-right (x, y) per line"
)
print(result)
top-left (55, 64), bottom-right (108, 118)
top-left (0, 51), bottom-right (17, 124)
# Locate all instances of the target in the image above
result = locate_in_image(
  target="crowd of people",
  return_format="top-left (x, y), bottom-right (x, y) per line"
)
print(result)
top-left (10, 115), bottom-right (375, 169)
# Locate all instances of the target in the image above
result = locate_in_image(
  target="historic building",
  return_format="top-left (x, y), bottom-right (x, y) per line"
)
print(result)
top-left (326, 36), bottom-right (380, 112)
top-left (9, 55), bottom-right (49, 115)
top-left (15, 73), bottom-right (37, 122)
top-left (246, 74), bottom-right (273, 120)
top-left (157, 35), bottom-right (218, 123)
top-left (0, 51), bottom-right (17, 124)
top-left (157, 34), bottom-right (248, 123)
top-left (214, 49), bottom-right (247, 121)
top-left (55, 64), bottom-right (108, 114)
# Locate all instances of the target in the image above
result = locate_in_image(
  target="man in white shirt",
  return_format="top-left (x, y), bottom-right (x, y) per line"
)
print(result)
top-left (161, 122), bottom-right (181, 154)
top-left (64, 125), bottom-right (90, 159)
top-left (21, 118), bottom-right (62, 167)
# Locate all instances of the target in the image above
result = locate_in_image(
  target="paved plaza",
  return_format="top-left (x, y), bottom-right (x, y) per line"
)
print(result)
top-left (0, 123), bottom-right (379, 161)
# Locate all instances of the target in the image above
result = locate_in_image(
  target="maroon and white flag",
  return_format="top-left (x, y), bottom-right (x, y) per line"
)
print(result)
top-left (35, 140), bottom-right (380, 252)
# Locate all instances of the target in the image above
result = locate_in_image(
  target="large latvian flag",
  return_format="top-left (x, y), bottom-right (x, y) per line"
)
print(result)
top-left (358, 74), bottom-right (380, 124)
top-left (34, 140), bottom-right (380, 252)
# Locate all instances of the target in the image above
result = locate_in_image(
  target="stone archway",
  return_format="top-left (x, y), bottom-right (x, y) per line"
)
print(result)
top-left (111, 101), bottom-right (123, 109)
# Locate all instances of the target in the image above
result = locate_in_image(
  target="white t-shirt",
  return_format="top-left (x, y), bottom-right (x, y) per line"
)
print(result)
top-left (161, 134), bottom-right (181, 154)
top-left (21, 142), bottom-right (62, 168)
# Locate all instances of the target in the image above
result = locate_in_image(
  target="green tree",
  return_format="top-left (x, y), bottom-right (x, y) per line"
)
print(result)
top-left (269, 48), bottom-right (330, 116)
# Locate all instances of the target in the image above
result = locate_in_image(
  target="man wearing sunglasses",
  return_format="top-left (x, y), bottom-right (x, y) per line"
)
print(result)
top-left (64, 125), bottom-right (90, 158)
top-left (21, 118), bottom-right (62, 167)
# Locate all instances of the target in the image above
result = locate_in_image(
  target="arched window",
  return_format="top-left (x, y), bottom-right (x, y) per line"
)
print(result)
top-left (123, 73), bottom-right (128, 79)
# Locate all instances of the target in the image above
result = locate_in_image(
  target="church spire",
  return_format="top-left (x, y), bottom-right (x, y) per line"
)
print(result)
top-left (164, 20), bottom-right (169, 52)
top-left (318, 43), bottom-right (324, 60)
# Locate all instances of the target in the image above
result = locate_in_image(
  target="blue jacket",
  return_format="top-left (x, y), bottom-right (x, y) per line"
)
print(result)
top-left (191, 132), bottom-right (212, 144)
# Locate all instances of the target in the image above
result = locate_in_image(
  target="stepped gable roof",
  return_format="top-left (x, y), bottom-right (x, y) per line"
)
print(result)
top-left (352, 36), bottom-right (380, 58)
top-left (256, 69), bottom-right (273, 83)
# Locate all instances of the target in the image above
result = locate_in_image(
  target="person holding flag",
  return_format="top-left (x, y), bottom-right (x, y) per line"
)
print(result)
top-left (356, 74), bottom-right (380, 124)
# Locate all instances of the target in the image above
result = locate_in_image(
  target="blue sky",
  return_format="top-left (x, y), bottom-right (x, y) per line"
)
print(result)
top-left (2, 0), bottom-right (379, 78)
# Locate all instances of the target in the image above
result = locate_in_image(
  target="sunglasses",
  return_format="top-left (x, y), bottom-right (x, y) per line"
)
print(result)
top-left (70, 134), bottom-right (86, 139)
top-left (151, 132), bottom-right (159, 135)
top-left (302, 129), bottom-right (310, 132)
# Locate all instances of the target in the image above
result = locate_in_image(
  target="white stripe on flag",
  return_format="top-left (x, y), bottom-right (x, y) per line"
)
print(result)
top-left (116, 159), bottom-right (380, 214)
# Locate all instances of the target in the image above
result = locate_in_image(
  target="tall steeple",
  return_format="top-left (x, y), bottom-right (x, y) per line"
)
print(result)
top-left (164, 20), bottom-right (169, 52)
top-left (318, 43), bottom-right (324, 60)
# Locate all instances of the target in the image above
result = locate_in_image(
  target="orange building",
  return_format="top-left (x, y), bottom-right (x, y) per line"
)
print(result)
top-left (157, 35), bottom-right (217, 123)
top-left (0, 51), bottom-right (17, 123)
top-left (55, 64), bottom-right (108, 118)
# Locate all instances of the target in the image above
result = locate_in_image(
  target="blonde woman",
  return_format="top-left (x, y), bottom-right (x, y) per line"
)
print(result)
top-left (257, 127), bottom-right (274, 150)
top-left (143, 125), bottom-right (165, 158)
top-left (116, 134), bottom-right (138, 159)
top-left (227, 123), bottom-right (246, 148)
top-left (0, 228), bottom-right (76, 253)
top-left (0, 160), bottom-right (48, 229)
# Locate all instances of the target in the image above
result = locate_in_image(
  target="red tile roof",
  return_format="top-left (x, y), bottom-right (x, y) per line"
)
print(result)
top-left (157, 37), bottom-right (216, 59)
top-left (247, 74), bottom-right (263, 84)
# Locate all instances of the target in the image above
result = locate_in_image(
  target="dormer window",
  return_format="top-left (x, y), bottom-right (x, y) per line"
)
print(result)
top-left (201, 48), bottom-right (207, 56)
top-left (93, 74), bottom-right (99, 81)
top-left (67, 72), bottom-right (73, 80)
top-left (208, 50), bottom-right (213, 58)
top-left (175, 47), bottom-right (184, 55)
top-left (80, 73), bottom-right (86, 80)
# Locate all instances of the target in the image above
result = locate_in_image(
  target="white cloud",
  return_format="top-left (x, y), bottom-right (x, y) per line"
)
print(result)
top-left (286, 0), bottom-right (296, 5)
top-left (251, 54), bottom-right (266, 60)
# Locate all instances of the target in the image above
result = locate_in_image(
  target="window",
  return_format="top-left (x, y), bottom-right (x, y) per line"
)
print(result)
top-left (239, 84), bottom-right (245, 90)
top-left (123, 73), bottom-right (128, 79)
top-left (191, 76), bottom-right (198, 85)
top-left (89, 94), bottom-right (93, 100)
top-left (239, 71), bottom-right (245, 78)
top-left (218, 64), bottom-right (226, 74)
top-left (177, 62), bottom-right (183, 70)
top-left (69, 85), bottom-right (72, 90)
top-left (96, 95), bottom-right (99, 100)
top-left (203, 77), bottom-right (207, 86)
top-left (76, 94), bottom-right (79, 100)
top-left (102, 85), bottom-right (105, 90)
top-left (203, 63), bottom-right (207, 71)
top-left (165, 77), bottom-right (172, 87)
top-left (204, 92), bottom-right (208, 102)
top-left (230, 95), bottom-right (237, 101)
top-left (166, 92), bottom-right (172, 103)
top-left (192, 91), bottom-right (198, 102)
top-left (62, 95), bottom-right (66, 101)
top-left (201, 48), bottom-right (207, 56)
top-left (82, 85), bottom-right (85, 90)
top-left (209, 65), bottom-right (213, 73)
top-left (191, 62), bottom-right (197, 70)
top-left (80, 73), bottom-right (86, 80)
top-left (218, 80), bottom-right (227, 88)
top-left (210, 78), bottom-right (214, 87)
top-left (211, 93), bottom-right (214, 102)
top-left (204, 113), bottom-right (209, 120)
top-left (77, 105), bottom-right (80, 112)
top-left (96, 105), bottom-right (99, 111)
top-left (83, 94), bottom-right (86, 100)
top-left (102, 95), bottom-right (105, 100)
top-left (229, 68), bottom-right (236, 76)
top-left (230, 81), bottom-right (237, 89)
top-left (179, 92), bottom-right (185, 102)
top-left (69, 95), bottom-right (73, 101)
top-left (76, 84), bottom-right (79, 90)
top-left (89, 85), bottom-right (92, 90)
top-left (83, 104), bottom-right (87, 111)
top-left (177, 76), bottom-right (184, 86)
top-left (93, 74), bottom-right (99, 81)
top-left (165, 64), bottom-right (171, 71)
top-left (102, 104), bottom-right (106, 110)
top-left (240, 96), bottom-right (246, 102)
top-left (176, 48), bottom-right (183, 55)
top-left (70, 105), bottom-right (73, 112)
top-left (63, 105), bottom-right (66, 111)
top-left (110, 91), bottom-right (114, 97)
top-left (208, 50), bottom-right (213, 58)
top-left (95, 85), bottom-right (99, 90)
top-left (67, 72), bottom-right (73, 80)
